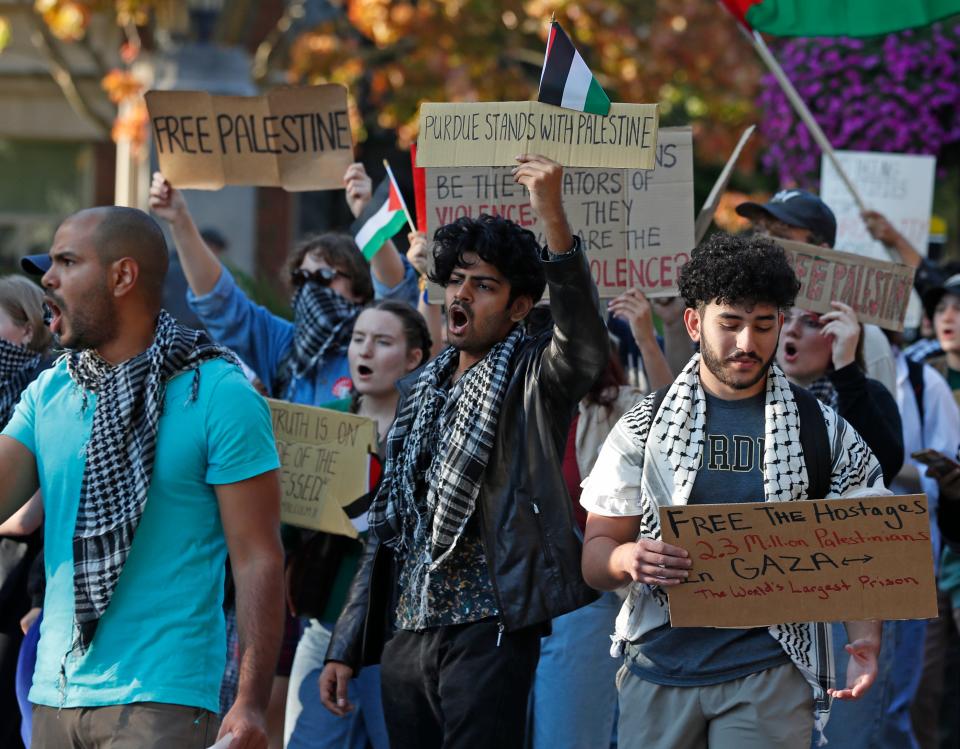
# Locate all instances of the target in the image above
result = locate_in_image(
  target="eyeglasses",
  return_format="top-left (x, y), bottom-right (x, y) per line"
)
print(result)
top-left (291, 266), bottom-right (347, 288)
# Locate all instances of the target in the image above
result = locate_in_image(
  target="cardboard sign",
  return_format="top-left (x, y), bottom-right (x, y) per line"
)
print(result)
top-left (268, 399), bottom-right (378, 538)
top-left (659, 495), bottom-right (937, 628)
top-left (821, 150), bottom-right (936, 262)
top-left (424, 127), bottom-right (694, 298)
top-left (776, 239), bottom-right (916, 331)
top-left (416, 101), bottom-right (660, 170)
top-left (146, 85), bottom-right (354, 191)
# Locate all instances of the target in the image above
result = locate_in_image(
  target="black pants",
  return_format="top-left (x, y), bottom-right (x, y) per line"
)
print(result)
top-left (380, 619), bottom-right (542, 749)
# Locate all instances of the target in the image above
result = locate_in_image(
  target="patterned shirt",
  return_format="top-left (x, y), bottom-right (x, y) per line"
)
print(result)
top-left (394, 374), bottom-right (499, 631)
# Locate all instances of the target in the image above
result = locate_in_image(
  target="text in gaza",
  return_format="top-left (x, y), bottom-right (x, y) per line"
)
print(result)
top-left (692, 575), bottom-right (920, 602)
top-left (152, 111), bottom-right (351, 156)
top-left (422, 111), bottom-right (657, 148)
top-left (665, 497), bottom-right (929, 539)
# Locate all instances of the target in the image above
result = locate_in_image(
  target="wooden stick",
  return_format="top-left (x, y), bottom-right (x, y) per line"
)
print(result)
top-left (749, 30), bottom-right (866, 213)
top-left (383, 159), bottom-right (417, 235)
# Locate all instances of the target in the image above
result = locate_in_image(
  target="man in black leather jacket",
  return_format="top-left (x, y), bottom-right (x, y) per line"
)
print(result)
top-left (318, 154), bottom-right (608, 748)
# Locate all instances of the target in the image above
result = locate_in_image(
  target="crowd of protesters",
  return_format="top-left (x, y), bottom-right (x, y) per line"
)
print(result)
top-left (0, 153), bottom-right (958, 749)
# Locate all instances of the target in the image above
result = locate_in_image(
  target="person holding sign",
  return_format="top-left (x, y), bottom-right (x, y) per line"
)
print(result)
top-left (319, 154), bottom-right (608, 748)
top-left (1, 207), bottom-right (284, 748)
top-left (580, 232), bottom-right (887, 749)
top-left (283, 300), bottom-right (432, 749)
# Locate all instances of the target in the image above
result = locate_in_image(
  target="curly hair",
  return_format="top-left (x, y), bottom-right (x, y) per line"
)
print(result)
top-left (678, 232), bottom-right (800, 311)
top-left (429, 214), bottom-right (546, 304)
top-left (286, 233), bottom-right (374, 303)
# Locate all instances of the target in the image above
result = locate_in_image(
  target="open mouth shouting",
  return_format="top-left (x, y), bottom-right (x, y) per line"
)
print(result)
top-left (782, 341), bottom-right (799, 364)
top-left (43, 297), bottom-right (64, 336)
top-left (448, 304), bottom-right (471, 338)
top-left (355, 363), bottom-right (374, 380)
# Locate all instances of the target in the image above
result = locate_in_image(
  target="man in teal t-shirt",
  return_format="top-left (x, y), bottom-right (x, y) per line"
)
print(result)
top-left (0, 206), bottom-right (283, 748)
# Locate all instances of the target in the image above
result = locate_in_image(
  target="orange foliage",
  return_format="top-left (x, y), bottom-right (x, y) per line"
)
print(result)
top-left (288, 0), bottom-right (764, 167)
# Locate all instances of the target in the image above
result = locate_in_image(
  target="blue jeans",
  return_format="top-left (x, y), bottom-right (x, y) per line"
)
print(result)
top-left (528, 592), bottom-right (622, 749)
top-left (16, 611), bottom-right (41, 747)
top-left (284, 619), bottom-right (389, 749)
top-left (817, 619), bottom-right (925, 749)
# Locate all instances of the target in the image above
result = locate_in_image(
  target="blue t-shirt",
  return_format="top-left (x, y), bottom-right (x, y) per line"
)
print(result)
top-left (628, 390), bottom-right (791, 686)
top-left (2, 358), bottom-right (280, 711)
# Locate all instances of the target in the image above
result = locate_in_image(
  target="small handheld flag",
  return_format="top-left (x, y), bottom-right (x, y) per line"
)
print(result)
top-left (350, 164), bottom-right (411, 260)
top-left (537, 20), bottom-right (611, 116)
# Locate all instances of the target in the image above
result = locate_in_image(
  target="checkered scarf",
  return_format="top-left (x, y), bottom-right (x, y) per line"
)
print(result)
top-left (808, 376), bottom-right (839, 410)
top-left (369, 326), bottom-right (524, 582)
top-left (65, 310), bottom-right (237, 653)
top-left (274, 282), bottom-right (362, 399)
top-left (0, 338), bottom-right (40, 428)
top-left (584, 353), bottom-right (885, 744)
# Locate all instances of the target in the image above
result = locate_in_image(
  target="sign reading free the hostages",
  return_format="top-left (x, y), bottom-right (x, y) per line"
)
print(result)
top-left (659, 495), bottom-right (937, 628)
top-left (425, 127), bottom-right (695, 298)
top-left (145, 84), bottom-right (354, 191)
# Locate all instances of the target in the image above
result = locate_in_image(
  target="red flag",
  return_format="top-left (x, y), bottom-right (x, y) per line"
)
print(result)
top-left (411, 144), bottom-right (427, 233)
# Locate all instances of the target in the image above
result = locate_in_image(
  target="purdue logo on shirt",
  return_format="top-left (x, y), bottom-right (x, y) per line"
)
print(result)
top-left (702, 435), bottom-right (765, 472)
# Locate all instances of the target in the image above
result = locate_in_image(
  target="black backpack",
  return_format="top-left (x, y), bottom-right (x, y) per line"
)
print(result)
top-left (905, 357), bottom-right (926, 431)
top-left (648, 382), bottom-right (831, 500)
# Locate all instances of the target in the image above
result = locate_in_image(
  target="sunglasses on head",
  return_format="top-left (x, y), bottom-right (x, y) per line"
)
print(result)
top-left (291, 266), bottom-right (347, 287)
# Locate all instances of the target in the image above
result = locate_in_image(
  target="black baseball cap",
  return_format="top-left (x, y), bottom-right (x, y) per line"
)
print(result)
top-left (20, 254), bottom-right (51, 276)
top-left (736, 189), bottom-right (837, 248)
top-left (922, 273), bottom-right (960, 319)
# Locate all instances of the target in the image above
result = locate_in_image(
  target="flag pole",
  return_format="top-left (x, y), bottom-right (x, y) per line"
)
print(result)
top-left (747, 30), bottom-right (867, 213)
top-left (382, 159), bottom-right (417, 235)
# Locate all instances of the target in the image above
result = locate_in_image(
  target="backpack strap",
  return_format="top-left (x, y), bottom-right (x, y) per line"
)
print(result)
top-left (650, 382), bottom-right (831, 499)
top-left (790, 383), bottom-right (831, 500)
top-left (906, 357), bottom-right (926, 432)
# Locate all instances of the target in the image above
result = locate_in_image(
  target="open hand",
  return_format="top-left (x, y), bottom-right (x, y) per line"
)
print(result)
top-left (829, 638), bottom-right (879, 700)
top-left (818, 301), bottom-right (860, 371)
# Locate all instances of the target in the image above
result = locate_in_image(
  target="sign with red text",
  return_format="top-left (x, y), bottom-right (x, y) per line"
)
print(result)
top-left (425, 127), bottom-right (694, 297)
top-left (659, 495), bottom-right (937, 628)
top-left (776, 239), bottom-right (916, 331)
top-left (268, 399), bottom-right (378, 538)
top-left (146, 85), bottom-right (354, 191)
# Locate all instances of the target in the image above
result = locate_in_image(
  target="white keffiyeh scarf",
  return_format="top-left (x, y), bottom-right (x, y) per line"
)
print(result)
top-left (581, 353), bottom-right (886, 742)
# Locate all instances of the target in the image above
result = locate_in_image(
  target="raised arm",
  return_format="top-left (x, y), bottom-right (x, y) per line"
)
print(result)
top-left (148, 172), bottom-right (223, 297)
top-left (0, 436), bottom-right (39, 527)
top-left (215, 469), bottom-right (285, 747)
top-left (344, 163), bottom-right (407, 289)
top-left (512, 154), bottom-right (607, 397)
top-left (608, 289), bottom-right (674, 391)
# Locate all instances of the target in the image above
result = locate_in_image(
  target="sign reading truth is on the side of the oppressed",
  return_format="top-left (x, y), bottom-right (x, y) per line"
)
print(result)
top-left (776, 239), bottom-right (916, 332)
top-left (425, 127), bottom-right (694, 298)
top-left (145, 84), bottom-right (354, 191)
top-left (268, 399), bottom-right (378, 539)
top-left (659, 495), bottom-right (937, 628)
top-left (416, 101), bottom-right (660, 170)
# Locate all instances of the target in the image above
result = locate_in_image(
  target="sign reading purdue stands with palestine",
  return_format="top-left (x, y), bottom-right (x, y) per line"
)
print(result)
top-left (145, 84), bottom-right (354, 191)
top-left (416, 101), bottom-right (660, 170)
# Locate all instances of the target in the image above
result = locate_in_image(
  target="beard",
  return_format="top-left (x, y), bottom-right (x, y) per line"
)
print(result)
top-left (699, 329), bottom-right (774, 391)
top-left (50, 285), bottom-right (118, 351)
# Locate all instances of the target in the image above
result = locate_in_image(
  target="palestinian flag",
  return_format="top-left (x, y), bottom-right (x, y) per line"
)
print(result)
top-left (351, 167), bottom-right (408, 260)
top-left (537, 21), bottom-right (610, 115)
top-left (720, 0), bottom-right (960, 37)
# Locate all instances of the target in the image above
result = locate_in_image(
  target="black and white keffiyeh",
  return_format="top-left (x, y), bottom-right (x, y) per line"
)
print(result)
top-left (66, 310), bottom-right (237, 653)
top-left (274, 282), bottom-right (362, 399)
top-left (808, 376), bottom-right (839, 410)
top-left (581, 353), bottom-right (886, 743)
top-left (369, 326), bottom-right (525, 583)
top-left (0, 338), bottom-right (40, 428)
